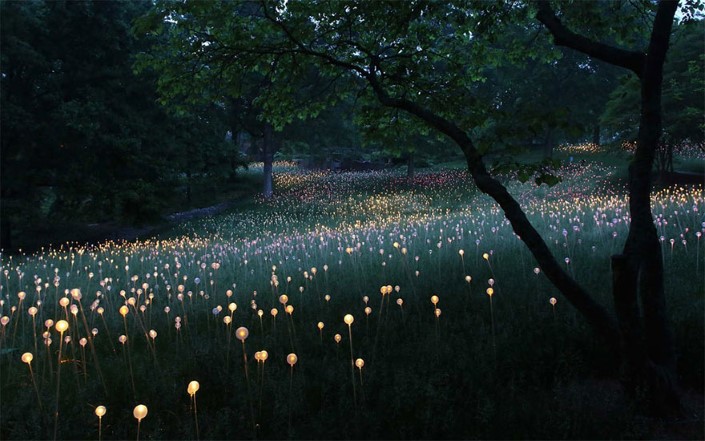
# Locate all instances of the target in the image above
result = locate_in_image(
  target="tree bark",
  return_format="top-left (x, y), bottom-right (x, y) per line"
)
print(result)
top-left (592, 124), bottom-right (600, 146)
top-left (623, 0), bottom-right (679, 415)
top-left (262, 123), bottom-right (274, 199)
top-left (406, 152), bottom-right (415, 180)
top-left (538, 0), bottom-right (681, 415)
top-left (186, 169), bottom-right (192, 204)
top-left (543, 129), bottom-right (555, 158)
top-left (366, 78), bottom-right (621, 347)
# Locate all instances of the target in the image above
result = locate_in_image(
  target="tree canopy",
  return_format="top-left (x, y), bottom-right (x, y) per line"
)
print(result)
top-left (0, 0), bottom-right (241, 249)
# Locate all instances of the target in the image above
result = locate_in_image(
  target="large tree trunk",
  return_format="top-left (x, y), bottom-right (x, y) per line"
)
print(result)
top-left (368, 80), bottom-right (621, 347)
top-left (262, 123), bottom-right (274, 199)
top-left (406, 152), bottom-right (415, 180)
top-left (536, 0), bottom-right (681, 416)
top-left (621, 1), bottom-right (680, 414)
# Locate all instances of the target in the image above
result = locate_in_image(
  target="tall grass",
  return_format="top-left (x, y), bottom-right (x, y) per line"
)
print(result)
top-left (0, 157), bottom-right (703, 440)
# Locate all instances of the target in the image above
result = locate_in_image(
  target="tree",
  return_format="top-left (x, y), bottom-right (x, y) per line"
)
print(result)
top-left (471, 27), bottom-right (621, 158)
top-left (536, 0), bottom-right (683, 414)
top-left (138, 0), bottom-right (688, 414)
top-left (601, 18), bottom-right (705, 172)
top-left (0, 0), bottom-right (235, 250)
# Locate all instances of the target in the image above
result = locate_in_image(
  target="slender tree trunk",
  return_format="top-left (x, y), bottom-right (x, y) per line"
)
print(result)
top-left (186, 170), bottom-right (192, 205)
top-left (368, 79), bottom-right (621, 348)
top-left (592, 124), bottom-right (600, 146)
top-left (543, 129), bottom-right (555, 158)
top-left (406, 152), bottom-right (415, 180)
top-left (262, 124), bottom-right (274, 199)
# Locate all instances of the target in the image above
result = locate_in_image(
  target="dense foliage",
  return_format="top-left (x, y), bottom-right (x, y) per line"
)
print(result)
top-left (2, 1), bottom-right (702, 252)
top-left (0, 0), bottom-right (238, 249)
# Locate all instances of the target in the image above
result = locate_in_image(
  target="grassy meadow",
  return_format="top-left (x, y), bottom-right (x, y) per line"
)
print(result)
top-left (1, 145), bottom-right (703, 440)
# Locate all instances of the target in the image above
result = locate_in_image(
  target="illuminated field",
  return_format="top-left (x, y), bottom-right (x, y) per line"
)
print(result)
top-left (1, 157), bottom-right (703, 439)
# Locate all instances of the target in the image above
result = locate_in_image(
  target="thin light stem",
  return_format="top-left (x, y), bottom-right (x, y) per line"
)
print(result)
top-left (489, 296), bottom-right (497, 365)
top-left (288, 365), bottom-right (294, 435)
top-left (53, 335), bottom-right (64, 441)
top-left (193, 394), bottom-right (200, 441)
top-left (347, 325), bottom-right (357, 407)
top-left (28, 364), bottom-right (43, 411)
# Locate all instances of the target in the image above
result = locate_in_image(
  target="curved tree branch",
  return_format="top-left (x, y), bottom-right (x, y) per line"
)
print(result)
top-left (258, 0), bottom-right (622, 346)
top-left (535, 0), bottom-right (646, 78)
top-left (366, 76), bottom-right (620, 345)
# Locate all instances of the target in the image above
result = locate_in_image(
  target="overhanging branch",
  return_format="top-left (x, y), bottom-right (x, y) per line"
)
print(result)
top-left (535, 0), bottom-right (645, 77)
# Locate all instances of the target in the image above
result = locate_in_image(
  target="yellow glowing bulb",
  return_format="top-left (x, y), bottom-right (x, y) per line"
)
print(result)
top-left (435, 308), bottom-right (442, 318)
top-left (235, 327), bottom-right (249, 341)
top-left (55, 320), bottom-right (68, 333)
top-left (355, 358), bottom-right (365, 369)
top-left (187, 380), bottom-right (200, 396)
top-left (279, 294), bottom-right (288, 305)
top-left (59, 297), bottom-right (69, 307)
top-left (482, 253), bottom-right (489, 261)
top-left (317, 321), bottom-right (324, 330)
top-left (287, 353), bottom-right (298, 367)
top-left (21, 352), bottom-right (33, 364)
top-left (364, 306), bottom-right (372, 316)
top-left (270, 308), bottom-right (278, 317)
top-left (119, 305), bottom-right (129, 317)
top-left (430, 295), bottom-right (439, 306)
top-left (95, 405), bottom-right (106, 418)
top-left (486, 288), bottom-right (494, 297)
top-left (334, 334), bottom-right (342, 344)
top-left (133, 404), bottom-right (148, 421)
top-left (344, 314), bottom-right (354, 325)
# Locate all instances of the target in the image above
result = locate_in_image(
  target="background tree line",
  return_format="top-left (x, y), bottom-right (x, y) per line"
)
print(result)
top-left (1, 0), bottom-right (702, 253)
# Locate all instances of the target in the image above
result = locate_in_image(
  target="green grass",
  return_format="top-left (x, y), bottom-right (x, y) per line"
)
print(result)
top-left (0, 153), bottom-right (703, 440)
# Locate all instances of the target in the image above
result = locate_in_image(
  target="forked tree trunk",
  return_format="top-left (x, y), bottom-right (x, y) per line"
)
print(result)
top-left (261, 0), bottom-right (681, 416)
top-left (621, 1), bottom-right (680, 414)
top-left (537, 0), bottom-right (681, 415)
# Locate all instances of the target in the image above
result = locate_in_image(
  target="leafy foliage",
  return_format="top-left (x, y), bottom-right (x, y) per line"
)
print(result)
top-left (0, 0), bottom-right (240, 249)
